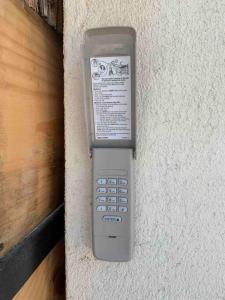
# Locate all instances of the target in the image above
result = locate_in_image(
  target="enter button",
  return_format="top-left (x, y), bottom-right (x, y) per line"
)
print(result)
top-left (102, 216), bottom-right (122, 223)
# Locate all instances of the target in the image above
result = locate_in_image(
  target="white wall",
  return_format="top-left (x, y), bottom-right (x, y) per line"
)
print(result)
top-left (64, 1), bottom-right (225, 299)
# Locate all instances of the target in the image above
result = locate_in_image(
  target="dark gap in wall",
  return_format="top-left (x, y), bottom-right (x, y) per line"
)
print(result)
top-left (24, 0), bottom-right (63, 33)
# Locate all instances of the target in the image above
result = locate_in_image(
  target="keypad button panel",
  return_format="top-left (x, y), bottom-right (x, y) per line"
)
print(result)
top-left (96, 177), bottom-right (128, 216)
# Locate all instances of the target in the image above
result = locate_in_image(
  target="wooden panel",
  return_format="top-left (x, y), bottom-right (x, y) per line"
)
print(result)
top-left (0, 0), bottom-right (64, 255)
top-left (13, 241), bottom-right (65, 300)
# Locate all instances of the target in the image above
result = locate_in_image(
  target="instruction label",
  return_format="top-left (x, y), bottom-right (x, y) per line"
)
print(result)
top-left (90, 56), bottom-right (131, 140)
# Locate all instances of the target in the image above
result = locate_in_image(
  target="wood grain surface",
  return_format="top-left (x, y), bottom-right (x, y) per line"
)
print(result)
top-left (13, 241), bottom-right (65, 300)
top-left (0, 0), bottom-right (64, 256)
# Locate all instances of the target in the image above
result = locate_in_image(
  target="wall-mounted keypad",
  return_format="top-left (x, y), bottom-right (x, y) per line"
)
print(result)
top-left (96, 177), bottom-right (129, 219)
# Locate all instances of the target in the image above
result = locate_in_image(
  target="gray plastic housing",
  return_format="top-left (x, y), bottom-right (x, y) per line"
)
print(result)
top-left (92, 148), bottom-right (134, 261)
top-left (82, 27), bottom-right (136, 261)
top-left (83, 27), bottom-right (136, 156)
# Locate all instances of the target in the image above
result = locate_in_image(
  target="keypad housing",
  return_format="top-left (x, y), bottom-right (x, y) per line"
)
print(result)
top-left (92, 148), bottom-right (134, 262)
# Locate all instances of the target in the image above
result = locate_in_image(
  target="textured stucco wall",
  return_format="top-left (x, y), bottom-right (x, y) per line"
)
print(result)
top-left (64, 1), bottom-right (225, 299)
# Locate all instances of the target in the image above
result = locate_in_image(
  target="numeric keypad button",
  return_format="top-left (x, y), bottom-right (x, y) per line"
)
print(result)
top-left (108, 187), bottom-right (117, 194)
top-left (107, 206), bottom-right (117, 212)
top-left (97, 178), bottom-right (107, 185)
top-left (97, 187), bottom-right (107, 194)
top-left (118, 178), bottom-right (128, 186)
top-left (97, 196), bottom-right (106, 203)
top-left (96, 205), bottom-right (107, 212)
top-left (118, 188), bottom-right (128, 194)
top-left (108, 178), bottom-right (117, 185)
top-left (119, 197), bottom-right (128, 204)
top-left (108, 196), bottom-right (117, 203)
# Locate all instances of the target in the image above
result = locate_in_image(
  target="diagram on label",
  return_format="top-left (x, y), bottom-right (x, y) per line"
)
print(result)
top-left (91, 58), bottom-right (129, 80)
top-left (90, 56), bottom-right (131, 140)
